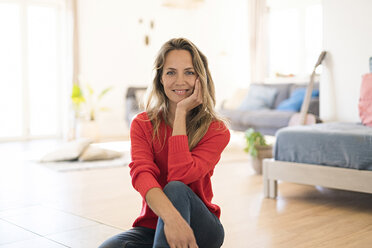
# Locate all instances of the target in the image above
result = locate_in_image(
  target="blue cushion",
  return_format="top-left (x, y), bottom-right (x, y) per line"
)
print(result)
top-left (276, 88), bottom-right (319, 111)
top-left (238, 85), bottom-right (278, 111)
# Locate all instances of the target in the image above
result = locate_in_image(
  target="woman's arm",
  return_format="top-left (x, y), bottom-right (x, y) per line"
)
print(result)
top-left (169, 79), bottom-right (230, 184)
top-left (167, 124), bottom-right (230, 184)
top-left (145, 188), bottom-right (198, 248)
top-left (129, 115), bottom-right (162, 198)
top-left (172, 79), bottom-right (202, 137)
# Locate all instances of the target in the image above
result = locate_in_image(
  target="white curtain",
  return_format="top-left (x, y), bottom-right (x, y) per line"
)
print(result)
top-left (249, 0), bottom-right (268, 83)
top-left (63, 0), bottom-right (79, 140)
top-left (70, 0), bottom-right (79, 84)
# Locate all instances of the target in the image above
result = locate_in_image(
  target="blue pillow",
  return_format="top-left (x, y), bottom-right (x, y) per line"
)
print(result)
top-left (238, 85), bottom-right (278, 111)
top-left (276, 88), bottom-right (319, 111)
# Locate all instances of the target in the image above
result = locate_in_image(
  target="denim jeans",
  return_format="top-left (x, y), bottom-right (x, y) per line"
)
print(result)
top-left (98, 181), bottom-right (224, 248)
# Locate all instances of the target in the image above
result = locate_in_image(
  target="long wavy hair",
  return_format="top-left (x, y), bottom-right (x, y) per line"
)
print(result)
top-left (145, 38), bottom-right (224, 150)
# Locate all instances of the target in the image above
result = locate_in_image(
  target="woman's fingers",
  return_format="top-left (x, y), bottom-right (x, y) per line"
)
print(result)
top-left (194, 78), bottom-right (202, 104)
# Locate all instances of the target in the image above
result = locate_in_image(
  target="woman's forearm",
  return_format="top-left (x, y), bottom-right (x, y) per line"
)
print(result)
top-left (145, 187), bottom-right (182, 224)
top-left (172, 108), bottom-right (187, 136)
top-left (146, 187), bottom-right (198, 246)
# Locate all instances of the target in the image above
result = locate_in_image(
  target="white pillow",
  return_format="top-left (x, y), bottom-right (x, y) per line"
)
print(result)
top-left (40, 138), bottom-right (92, 162)
top-left (78, 145), bottom-right (123, 161)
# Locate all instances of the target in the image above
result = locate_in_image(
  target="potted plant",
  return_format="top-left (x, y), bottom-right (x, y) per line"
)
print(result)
top-left (244, 128), bottom-right (273, 174)
top-left (71, 83), bottom-right (113, 140)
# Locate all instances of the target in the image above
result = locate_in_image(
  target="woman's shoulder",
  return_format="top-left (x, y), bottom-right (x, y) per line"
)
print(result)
top-left (133, 111), bottom-right (149, 121)
top-left (206, 120), bottom-right (230, 138)
top-left (209, 119), bottom-right (229, 131)
top-left (130, 112), bottom-right (152, 131)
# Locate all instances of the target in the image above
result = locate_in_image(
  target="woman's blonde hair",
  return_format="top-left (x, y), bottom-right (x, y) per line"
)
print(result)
top-left (145, 37), bottom-right (224, 150)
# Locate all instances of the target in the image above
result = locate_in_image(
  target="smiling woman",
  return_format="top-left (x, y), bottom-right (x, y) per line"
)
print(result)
top-left (99, 38), bottom-right (230, 248)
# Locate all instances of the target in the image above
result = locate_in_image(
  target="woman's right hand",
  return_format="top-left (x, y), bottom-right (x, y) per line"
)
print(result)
top-left (164, 216), bottom-right (199, 248)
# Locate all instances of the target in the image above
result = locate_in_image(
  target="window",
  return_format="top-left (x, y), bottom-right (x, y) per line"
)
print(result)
top-left (0, 0), bottom-right (70, 141)
top-left (267, 0), bottom-right (322, 79)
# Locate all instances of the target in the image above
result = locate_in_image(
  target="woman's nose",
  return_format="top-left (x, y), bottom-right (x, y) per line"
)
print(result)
top-left (175, 74), bottom-right (186, 85)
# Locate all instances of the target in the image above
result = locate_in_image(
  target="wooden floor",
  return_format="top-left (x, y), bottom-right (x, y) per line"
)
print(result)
top-left (1, 139), bottom-right (372, 247)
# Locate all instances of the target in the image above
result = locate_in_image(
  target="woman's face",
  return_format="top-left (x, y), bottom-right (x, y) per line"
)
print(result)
top-left (161, 49), bottom-right (197, 109)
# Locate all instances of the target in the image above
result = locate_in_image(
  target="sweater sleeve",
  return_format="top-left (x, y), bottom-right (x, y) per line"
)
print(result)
top-left (129, 115), bottom-right (161, 198)
top-left (167, 121), bottom-right (230, 184)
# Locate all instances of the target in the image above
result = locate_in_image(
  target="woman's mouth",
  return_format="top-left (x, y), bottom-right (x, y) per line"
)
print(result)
top-left (172, 89), bottom-right (189, 95)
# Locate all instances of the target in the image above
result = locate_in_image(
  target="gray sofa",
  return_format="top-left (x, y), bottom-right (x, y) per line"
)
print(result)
top-left (219, 83), bottom-right (320, 136)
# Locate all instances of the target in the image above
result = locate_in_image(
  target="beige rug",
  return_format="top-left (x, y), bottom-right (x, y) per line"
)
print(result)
top-left (40, 155), bottom-right (130, 172)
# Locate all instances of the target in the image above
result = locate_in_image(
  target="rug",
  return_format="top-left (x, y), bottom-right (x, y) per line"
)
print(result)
top-left (39, 155), bottom-right (130, 172)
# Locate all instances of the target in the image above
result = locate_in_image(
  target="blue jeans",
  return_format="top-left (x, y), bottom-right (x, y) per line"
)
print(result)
top-left (99, 181), bottom-right (224, 248)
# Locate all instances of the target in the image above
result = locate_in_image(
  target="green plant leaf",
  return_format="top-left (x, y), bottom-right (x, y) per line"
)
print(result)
top-left (86, 84), bottom-right (94, 96)
top-left (71, 84), bottom-right (85, 105)
top-left (244, 128), bottom-right (268, 157)
top-left (98, 87), bottom-right (113, 101)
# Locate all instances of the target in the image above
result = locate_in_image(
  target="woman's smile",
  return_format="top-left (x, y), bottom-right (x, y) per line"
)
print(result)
top-left (172, 89), bottom-right (190, 95)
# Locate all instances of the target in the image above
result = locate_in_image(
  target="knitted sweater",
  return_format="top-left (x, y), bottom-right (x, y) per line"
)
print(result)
top-left (129, 112), bottom-right (230, 229)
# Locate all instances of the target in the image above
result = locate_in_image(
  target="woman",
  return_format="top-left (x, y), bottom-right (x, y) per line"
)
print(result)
top-left (99, 38), bottom-right (230, 248)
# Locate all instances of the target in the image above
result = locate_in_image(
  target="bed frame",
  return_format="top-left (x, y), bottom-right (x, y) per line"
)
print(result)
top-left (263, 158), bottom-right (372, 198)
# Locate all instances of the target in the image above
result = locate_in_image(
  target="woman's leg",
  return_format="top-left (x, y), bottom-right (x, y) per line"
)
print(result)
top-left (99, 226), bottom-right (155, 248)
top-left (153, 181), bottom-right (224, 248)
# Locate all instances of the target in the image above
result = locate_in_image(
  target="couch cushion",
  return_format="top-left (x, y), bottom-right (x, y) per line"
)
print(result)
top-left (264, 83), bottom-right (292, 108)
top-left (79, 145), bottom-right (123, 161)
top-left (276, 88), bottom-right (319, 112)
top-left (238, 85), bottom-right (278, 111)
top-left (220, 109), bottom-right (295, 134)
top-left (40, 138), bottom-right (92, 162)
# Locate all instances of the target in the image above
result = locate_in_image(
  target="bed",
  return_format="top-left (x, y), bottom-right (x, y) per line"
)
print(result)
top-left (263, 122), bottom-right (372, 198)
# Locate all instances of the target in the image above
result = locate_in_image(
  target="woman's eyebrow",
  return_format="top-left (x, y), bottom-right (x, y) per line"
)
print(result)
top-left (184, 67), bottom-right (194, 70)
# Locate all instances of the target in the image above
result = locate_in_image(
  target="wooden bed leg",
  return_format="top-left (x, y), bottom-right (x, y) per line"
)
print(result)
top-left (263, 178), bottom-right (269, 198)
top-left (263, 159), bottom-right (270, 198)
top-left (269, 179), bottom-right (277, 198)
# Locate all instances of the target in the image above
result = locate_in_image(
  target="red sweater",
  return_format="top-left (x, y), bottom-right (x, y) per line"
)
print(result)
top-left (129, 112), bottom-right (230, 229)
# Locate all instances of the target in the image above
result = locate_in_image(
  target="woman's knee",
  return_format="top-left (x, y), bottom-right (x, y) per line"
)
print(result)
top-left (163, 181), bottom-right (190, 200)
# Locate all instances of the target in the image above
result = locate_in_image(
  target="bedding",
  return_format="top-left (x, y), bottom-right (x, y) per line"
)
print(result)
top-left (275, 122), bottom-right (372, 170)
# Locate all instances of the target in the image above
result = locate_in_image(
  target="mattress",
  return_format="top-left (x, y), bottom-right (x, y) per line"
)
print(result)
top-left (274, 122), bottom-right (372, 171)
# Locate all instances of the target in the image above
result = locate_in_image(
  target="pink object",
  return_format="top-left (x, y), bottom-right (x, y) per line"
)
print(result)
top-left (359, 73), bottom-right (372, 127)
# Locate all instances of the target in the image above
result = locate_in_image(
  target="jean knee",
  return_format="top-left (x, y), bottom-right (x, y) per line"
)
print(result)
top-left (163, 181), bottom-right (189, 200)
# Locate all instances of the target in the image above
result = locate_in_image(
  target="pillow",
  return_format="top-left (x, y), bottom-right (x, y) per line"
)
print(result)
top-left (276, 88), bottom-right (319, 112)
top-left (40, 138), bottom-right (92, 162)
top-left (78, 145), bottom-right (123, 161)
top-left (238, 85), bottom-right (278, 111)
top-left (359, 73), bottom-right (372, 127)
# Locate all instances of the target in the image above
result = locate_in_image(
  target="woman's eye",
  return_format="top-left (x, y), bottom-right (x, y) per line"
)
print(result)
top-left (166, 71), bottom-right (175, 75)
top-left (185, 71), bottom-right (195, 75)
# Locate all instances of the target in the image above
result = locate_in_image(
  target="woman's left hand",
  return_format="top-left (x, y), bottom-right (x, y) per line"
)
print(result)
top-left (176, 78), bottom-right (203, 113)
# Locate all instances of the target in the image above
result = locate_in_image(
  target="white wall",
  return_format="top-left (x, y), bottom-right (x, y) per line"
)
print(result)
top-left (322, 0), bottom-right (372, 122)
top-left (77, 0), bottom-right (250, 138)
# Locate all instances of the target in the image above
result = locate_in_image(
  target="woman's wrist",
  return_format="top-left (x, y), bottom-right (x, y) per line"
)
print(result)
top-left (175, 106), bottom-right (187, 117)
top-left (172, 108), bottom-right (187, 136)
top-left (162, 208), bottom-right (183, 225)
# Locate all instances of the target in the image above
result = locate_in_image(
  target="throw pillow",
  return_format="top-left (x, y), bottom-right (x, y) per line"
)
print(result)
top-left (238, 85), bottom-right (278, 111)
top-left (276, 88), bottom-right (319, 112)
top-left (78, 145), bottom-right (123, 161)
top-left (359, 73), bottom-right (372, 127)
top-left (40, 138), bottom-right (92, 162)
